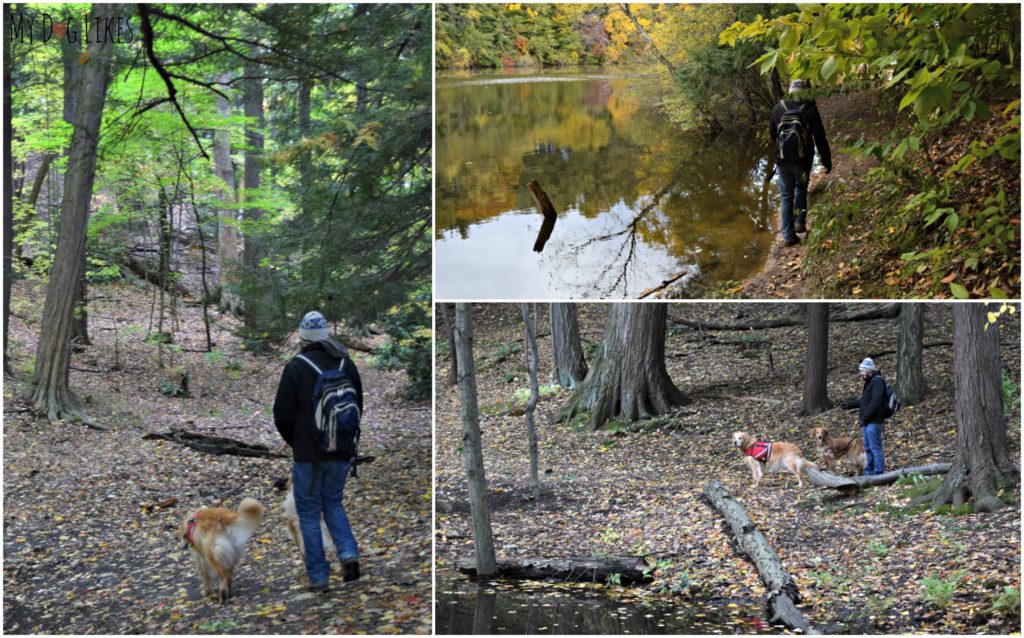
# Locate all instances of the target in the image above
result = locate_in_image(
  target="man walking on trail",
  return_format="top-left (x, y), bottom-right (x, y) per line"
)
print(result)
top-left (842, 357), bottom-right (888, 476)
top-left (274, 310), bottom-right (363, 591)
top-left (770, 79), bottom-right (832, 247)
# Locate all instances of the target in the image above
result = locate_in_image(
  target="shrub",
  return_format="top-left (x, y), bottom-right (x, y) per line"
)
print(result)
top-left (374, 288), bottom-right (431, 400)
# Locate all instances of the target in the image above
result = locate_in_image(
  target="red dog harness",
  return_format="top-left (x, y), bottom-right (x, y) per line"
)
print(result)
top-left (183, 514), bottom-right (198, 548)
top-left (744, 441), bottom-right (772, 463)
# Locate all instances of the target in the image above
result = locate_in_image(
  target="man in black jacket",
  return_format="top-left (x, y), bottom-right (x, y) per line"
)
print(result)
top-left (769, 79), bottom-right (832, 247)
top-left (274, 311), bottom-right (364, 591)
top-left (843, 357), bottom-right (887, 475)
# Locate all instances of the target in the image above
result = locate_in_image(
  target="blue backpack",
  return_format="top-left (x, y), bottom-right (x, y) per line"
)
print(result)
top-left (294, 354), bottom-right (361, 458)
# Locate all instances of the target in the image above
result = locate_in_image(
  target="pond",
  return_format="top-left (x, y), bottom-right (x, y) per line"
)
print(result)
top-left (435, 577), bottom-right (773, 635)
top-left (435, 68), bottom-right (777, 299)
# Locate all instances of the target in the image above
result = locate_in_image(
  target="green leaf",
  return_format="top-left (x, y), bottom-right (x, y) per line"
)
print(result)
top-left (949, 282), bottom-right (969, 299)
top-left (988, 286), bottom-right (1009, 300)
top-left (944, 213), bottom-right (959, 232)
top-left (821, 55), bottom-right (838, 80)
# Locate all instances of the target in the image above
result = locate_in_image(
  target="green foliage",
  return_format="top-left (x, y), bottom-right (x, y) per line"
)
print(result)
top-left (1001, 369), bottom-right (1020, 418)
top-left (866, 538), bottom-right (889, 558)
top-left (145, 332), bottom-right (173, 346)
top-left (373, 288), bottom-right (431, 401)
top-left (897, 473), bottom-right (943, 500)
top-left (512, 384), bottom-right (560, 403)
top-left (921, 570), bottom-right (966, 609)
top-left (605, 572), bottom-right (622, 586)
top-left (989, 586), bottom-right (1021, 619)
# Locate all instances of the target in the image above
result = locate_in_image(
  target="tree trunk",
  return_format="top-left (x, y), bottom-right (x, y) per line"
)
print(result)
top-left (213, 71), bottom-right (241, 315)
top-left (550, 303), bottom-right (587, 389)
top-left (63, 27), bottom-right (90, 347)
top-left (931, 304), bottom-right (1018, 512)
top-left (557, 303), bottom-right (689, 430)
top-left (806, 463), bottom-right (951, 494)
top-left (16, 152), bottom-right (56, 262)
top-left (454, 303), bottom-right (497, 577)
top-left (298, 76), bottom-right (314, 215)
top-left (800, 303), bottom-right (832, 416)
top-left (618, 4), bottom-right (677, 77)
top-left (440, 302), bottom-right (457, 386)
top-left (242, 60), bottom-right (265, 273)
top-left (896, 303), bottom-right (926, 405)
top-left (3, 2), bottom-right (12, 375)
top-left (22, 3), bottom-right (118, 421)
top-left (703, 480), bottom-right (817, 634)
top-left (522, 304), bottom-right (541, 500)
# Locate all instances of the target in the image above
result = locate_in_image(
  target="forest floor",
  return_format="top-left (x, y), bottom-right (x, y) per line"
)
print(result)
top-left (3, 277), bottom-right (432, 634)
top-left (435, 303), bottom-right (1022, 634)
top-left (740, 92), bottom-right (883, 300)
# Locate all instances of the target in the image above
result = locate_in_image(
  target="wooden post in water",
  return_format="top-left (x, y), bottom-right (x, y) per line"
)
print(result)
top-left (527, 179), bottom-right (558, 221)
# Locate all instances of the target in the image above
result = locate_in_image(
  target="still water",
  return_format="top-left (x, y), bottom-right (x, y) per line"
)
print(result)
top-left (435, 69), bottom-right (777, 299)
top-left (436, 578), bottom-right (771, 634)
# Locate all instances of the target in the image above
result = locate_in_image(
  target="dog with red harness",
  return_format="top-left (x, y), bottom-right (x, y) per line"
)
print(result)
top-left (732, 431), bottom-right (816, 489)
top-left (179, 497), bottom-right (264, 603)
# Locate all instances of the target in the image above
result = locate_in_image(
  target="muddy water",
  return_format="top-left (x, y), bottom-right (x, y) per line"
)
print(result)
top-left (436, 577), bottom-right (772, 634)
top-left (435, 69), bottom-right (777, 299)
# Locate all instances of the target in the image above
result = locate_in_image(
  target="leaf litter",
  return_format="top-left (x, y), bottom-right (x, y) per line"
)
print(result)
top-left (3, 277), bottom-right (431, 634)
top-left (435, 303), bottom-right (1021, 634)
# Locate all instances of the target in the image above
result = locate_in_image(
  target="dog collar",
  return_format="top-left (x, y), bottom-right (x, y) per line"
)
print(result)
top-left (745, 441), bottom-right (771, 463)
top-left (183, 514), bottom-right (198, 548)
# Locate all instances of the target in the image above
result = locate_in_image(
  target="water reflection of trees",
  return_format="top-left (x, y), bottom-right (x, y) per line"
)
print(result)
top-left (436, 74), bottom-right (777, 295)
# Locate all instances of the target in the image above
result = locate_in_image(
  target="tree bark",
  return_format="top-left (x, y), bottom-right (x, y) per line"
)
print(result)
top-left (4, 2), bottom-right (13, 375)
top-left (213, 71), bottom-right (241, 315)
top-left (703, 480), bottom-right (817, 634)
top-left (440, 302), bottom-right (457, 386)
top-left (522, 304), bottom-right (541, 500)
top-left (931, 304), bottom-right (1018, 512)
top-left (63, 27), bottom-right (90, 347)
top-left (896, 303), bottom-right (926, 405)
top-left (455, 303), bottom-right (497, 577)
top-left (550, 303), bottom-right (587, 389)
top-left (456, 556), bottom-right (652, 585)
top-left (242, 59), bottom-right (265, 272)
top-left (618, 4), bottom-right (677, 77)
top-left (800, 303), bottom-right (832, 416)
top-left (22, 3), bottom-right (118, 420)
top-left (557, 303), bottom-right (689, 430)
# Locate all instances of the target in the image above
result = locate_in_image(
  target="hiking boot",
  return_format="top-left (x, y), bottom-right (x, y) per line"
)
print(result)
top-left (794, 220), bottom-right (807, 233)
top-left (342, 560), bottom-right (361, 582)
top-left (307, 581), bottom-right (330, 594)
top-left (783, 236), bottom-right (801, 247)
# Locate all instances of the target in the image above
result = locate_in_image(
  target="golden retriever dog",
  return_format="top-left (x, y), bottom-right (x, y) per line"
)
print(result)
top-left (179, 497), bottom-right (264, 603)
top-left (732, 431), bottom-right (816, 488)
top-left (810, 426), bottom-right (866, 474)
top-left (283, 478), bottom-right (335, 558)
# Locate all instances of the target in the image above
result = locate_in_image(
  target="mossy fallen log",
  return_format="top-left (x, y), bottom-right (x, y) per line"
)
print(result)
top-left (703, 479), bottom-right (817, 634)
top-left (456, 556), bottom-right (652, 585)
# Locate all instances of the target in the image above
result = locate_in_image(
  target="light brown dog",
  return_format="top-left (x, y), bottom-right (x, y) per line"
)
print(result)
top-left (732, 431), bottom-right (816, 488)
top-left (179, 497), bottom-right (264, 603)
top-left (283, 477), bottom-right (335, 558)
top-left (810, 427), bottom-right (866, 474)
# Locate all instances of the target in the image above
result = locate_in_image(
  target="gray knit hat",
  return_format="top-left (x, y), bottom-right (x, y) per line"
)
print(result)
top-left (299, 311), bottom-right (329, 342)
top-left (858, 357), bottom-right (878, 372)
top-left (788, 79), bottom-right (810, 93)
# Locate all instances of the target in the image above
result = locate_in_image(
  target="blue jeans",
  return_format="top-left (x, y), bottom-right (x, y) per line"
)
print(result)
top-left (861, 423), bottom-right (885, 475)
top-left (777, 164), bottom-right (810, 240)
top-left (292, 461), bottom-right (359, 584)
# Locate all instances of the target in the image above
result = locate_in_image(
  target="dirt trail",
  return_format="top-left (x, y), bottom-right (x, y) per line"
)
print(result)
top-left (3, 279), bottom-right (431, 634)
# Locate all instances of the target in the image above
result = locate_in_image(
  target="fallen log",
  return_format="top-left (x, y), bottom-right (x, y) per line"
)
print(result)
top-left (456, 556), bottom-right (652, 585)
top-left (527, 179), bottom-right (558, 221)
top-left (805, 463), bottom-right (952, 493)
top-left (671, 303), bottom-right (899, 332)
top-left (143, 428), bottom-right (288, 458)
top-left (703, 480), bottom-right (817, 634)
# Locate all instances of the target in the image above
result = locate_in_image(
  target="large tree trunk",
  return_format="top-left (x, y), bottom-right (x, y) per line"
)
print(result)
top-left (931, 304), bottom-right (1018, 512)
top-left (454, 303), bottom-right (497, 577)
top-left (213, 71), bottom-right (241, 315)
top-left (550, 303), bottom-right (587, 389)
top-left (799, 303), bottom-right (832, 416)
top-left (896, 303), bottom-right (926, 405)
top-left (557, 304), bottom-right (689, 430)
top-left (22, 3), bottom-right (118, 420)
top-left (241, 60), bottom-right (270, 335)
top-left (3, 2), bottom-right (12, 375)
top-left (522, 304), bottom-right (541, 500)
top-left (63, 29), bottom-right (90, 347)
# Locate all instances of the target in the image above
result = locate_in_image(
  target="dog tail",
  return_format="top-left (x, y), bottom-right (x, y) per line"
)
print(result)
top-left (236, 497), bottom-right (265, 528)
top-left (799, 458), bottom-right (818, 474)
